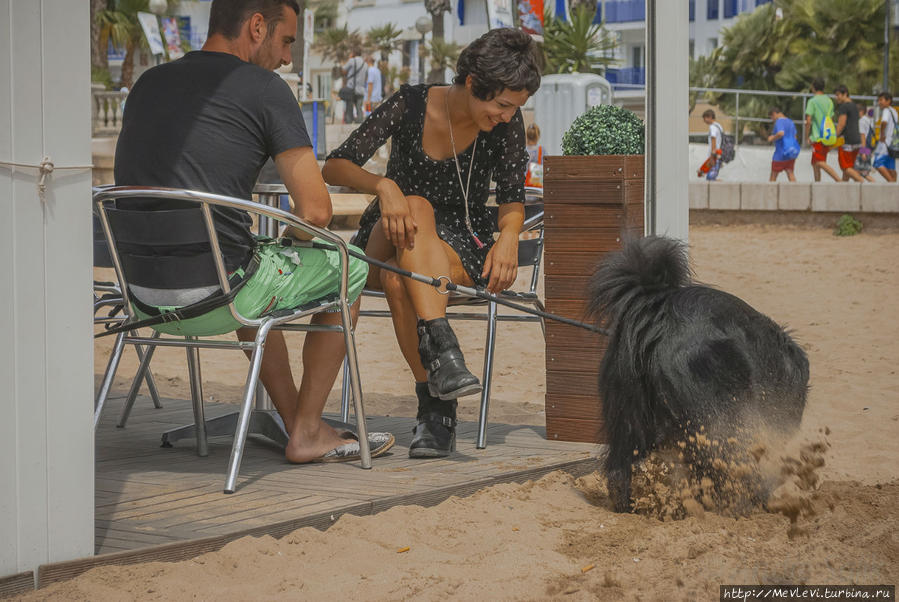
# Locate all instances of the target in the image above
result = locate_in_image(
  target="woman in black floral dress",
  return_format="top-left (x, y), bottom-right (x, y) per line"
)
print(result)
top-left (323, 29), bottom-right (541, 457)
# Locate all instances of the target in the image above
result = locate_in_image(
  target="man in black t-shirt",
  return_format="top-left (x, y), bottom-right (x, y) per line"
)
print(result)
top-left (833, 84), bottom-right (864, 182)
top-left (114, 0), bottom-right (383, 464)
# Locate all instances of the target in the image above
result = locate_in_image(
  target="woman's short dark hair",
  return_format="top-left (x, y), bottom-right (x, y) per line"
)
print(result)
top-left (453, 29), bottom-right (541, 100)
top-left (209, 0), bottom-right (299, 40)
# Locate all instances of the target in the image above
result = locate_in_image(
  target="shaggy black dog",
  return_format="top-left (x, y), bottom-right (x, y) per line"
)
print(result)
top-left (587, 236), bottom-right (809, 513)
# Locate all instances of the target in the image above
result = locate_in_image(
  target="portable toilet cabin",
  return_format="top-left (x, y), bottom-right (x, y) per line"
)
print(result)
top-left (533, 73), bottom-right (613, 157)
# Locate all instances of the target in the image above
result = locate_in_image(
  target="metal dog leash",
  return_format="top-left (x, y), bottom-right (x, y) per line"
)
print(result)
top-left (298, 240), bottom-right (609, 336)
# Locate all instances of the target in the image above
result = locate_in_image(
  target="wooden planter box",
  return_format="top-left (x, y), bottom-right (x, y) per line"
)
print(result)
top-left (543, 155), bottom-right (644, 443)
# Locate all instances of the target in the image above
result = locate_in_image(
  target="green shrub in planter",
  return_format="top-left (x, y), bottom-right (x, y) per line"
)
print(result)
top-left (561, 104), bottom-right (645, 156)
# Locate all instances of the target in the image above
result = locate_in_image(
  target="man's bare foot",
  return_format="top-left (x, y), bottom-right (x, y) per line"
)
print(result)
top-left (285, 418), bottom-right (356, 464)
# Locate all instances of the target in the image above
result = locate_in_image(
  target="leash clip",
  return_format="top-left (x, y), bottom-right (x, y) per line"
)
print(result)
top-left (434, 275), bottom-right (452, 295)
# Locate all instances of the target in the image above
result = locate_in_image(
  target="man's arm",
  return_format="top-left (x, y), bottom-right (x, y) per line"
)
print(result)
top-left (835, 109), bottom-right (847, 137)
top-left (709, 127), bottom-right (718, 156)
top-left (275, 146), bottom-right (332, 239)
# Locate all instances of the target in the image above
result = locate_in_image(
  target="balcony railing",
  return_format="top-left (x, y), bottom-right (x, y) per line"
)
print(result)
top-left (604, 67), bottom-right (645, 89)
top-left (92, 87), bottom-right (128, 136)
top-left (603, 0), bottom-right (645, 23)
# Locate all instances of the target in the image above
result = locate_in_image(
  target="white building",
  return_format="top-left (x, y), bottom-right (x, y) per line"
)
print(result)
top-left (600, 0), bottom-right (772, 91)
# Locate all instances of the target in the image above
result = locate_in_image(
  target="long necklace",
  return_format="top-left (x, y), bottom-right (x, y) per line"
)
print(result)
top-left (444, 86), bottom-right (484, 249)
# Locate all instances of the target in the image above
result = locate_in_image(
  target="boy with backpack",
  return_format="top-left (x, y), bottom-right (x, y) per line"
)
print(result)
top-left (855, 103), bottom-right (877, 182)
top-left (873, 91), bottom-right (898, 183)
top-left (767, 106), bottom-right (800, 182)
top-left (804, 78), bottom-right (840, 182)
top-left (698, 109), bottom-right (729, 181)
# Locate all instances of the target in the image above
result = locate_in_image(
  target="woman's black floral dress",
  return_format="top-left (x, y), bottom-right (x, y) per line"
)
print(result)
top-left (327, 84), bottom-right (528, 286)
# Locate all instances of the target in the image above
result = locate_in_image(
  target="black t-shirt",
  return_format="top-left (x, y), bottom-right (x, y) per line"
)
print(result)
top-left (836, 101), bottom-right (860, 145)
top-left (114, 51), bottom-right (311, 269)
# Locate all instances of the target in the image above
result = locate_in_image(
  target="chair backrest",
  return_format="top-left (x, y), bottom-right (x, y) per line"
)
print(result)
top-left (104, 206), bottom-right (220, 289)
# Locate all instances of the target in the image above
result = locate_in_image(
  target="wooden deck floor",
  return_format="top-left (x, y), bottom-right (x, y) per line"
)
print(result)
top-left (90, 393), bottom-right (598, 562)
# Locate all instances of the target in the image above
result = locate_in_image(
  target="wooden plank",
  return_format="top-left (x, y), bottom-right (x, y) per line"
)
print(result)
top-left (546, 370), bottom-right (602, 396)
top-left (545, 322), bottom-right (604, 352)
top-left (545, 394), bottom-right (603, 421)
top-left (544, 205), bottom-right (628, 229)
top-left (545, 417), bottom-right (606, 444)
top-left (544, 155), bottom-right (644, 180)
top-left (0, 571), bottom-right (34, 598)
top-left (544, 180), bottom-right (630, 204)
top-left (546, 345), bottom-right (607, 374)
top-left (543, 227), bottom-right (628, 253)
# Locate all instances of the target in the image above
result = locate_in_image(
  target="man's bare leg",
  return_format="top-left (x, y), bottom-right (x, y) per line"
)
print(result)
top-left (285, 304), bottom-right (363, 463)
top-left (816, 160), bottom-right (840, 181)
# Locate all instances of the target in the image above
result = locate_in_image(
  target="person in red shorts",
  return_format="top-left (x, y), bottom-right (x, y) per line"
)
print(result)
top-left (833, 84), bottom-right (864, 182)
top-left (767, 107), bottom-right (799, 182)
top-left (804, 78), bottom-right (840, 182)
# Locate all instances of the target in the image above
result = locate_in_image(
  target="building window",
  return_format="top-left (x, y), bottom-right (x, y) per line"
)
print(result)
top-left (707, 0), bottom-right (719, 19)
top-left (689, 39), bottom-right (695, 59)
top-left (631, 45), bottom-right (643, 69)
top-left (723, 0), bottom-right (737, 18)
top-left (708, 37), bottom-right (718, 51)
top-left (689, 0), bottom-right (695, 21)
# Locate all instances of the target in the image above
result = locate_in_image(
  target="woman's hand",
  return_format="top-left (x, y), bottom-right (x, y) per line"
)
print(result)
top-left (481, 232), bottom-right (519, 294)
top-left (377, 179), bottom-right (417, 250)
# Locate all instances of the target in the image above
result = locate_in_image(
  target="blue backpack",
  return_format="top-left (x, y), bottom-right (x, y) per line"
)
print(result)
top-left (782, 135), bottom-right (800, 160)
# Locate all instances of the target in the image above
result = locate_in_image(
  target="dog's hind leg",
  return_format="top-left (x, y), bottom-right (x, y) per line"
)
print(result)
top-left (606, 465), bottom-right (634, 512)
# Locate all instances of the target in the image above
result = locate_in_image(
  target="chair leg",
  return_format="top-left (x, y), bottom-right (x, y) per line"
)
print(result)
top-left (118, 331), bottom-right (160, 427)
top-left (534, 299), bottom-right (546, 338)
top-left (477, 301), bottom-right (499, 450)
top-left (136, 343), bottom-right (164, 409)
top-left (185, 340), bottom-right (208, 457)
top-left (94, 331), bottom-right (127, 430)
top-left (339, 301), bottom-right (371, 469)
top-left (223, 323), bottom-right (272, 494)
top-left (340, 357), bottom-right (351, 423)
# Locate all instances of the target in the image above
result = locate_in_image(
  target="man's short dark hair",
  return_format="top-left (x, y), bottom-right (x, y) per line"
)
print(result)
top-left (769, 106), bottom-right (782, 116)
top-left (810, 77), bottom-right (825, 92)
top-left (208, 0), bottom-right (299, 40)
top-left (878, 91), bottom-right (893, 103)
top-left (702, 109), bottom-right (715, 119)
top-left (453, 28), bottom-right (541, 100)
top-left (833, 84), bottom-right (849, 96)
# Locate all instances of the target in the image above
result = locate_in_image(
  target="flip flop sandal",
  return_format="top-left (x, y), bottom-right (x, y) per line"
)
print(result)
top-left (335, 430), bottom-right (396, 458)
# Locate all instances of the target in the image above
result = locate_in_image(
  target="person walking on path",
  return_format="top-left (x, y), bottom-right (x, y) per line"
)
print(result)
top-left (833, 85), bottom-right (864, 182)
top-left (767, 107), bottom-right (799, 182)
top-left (698, 109), bottom-right (723, 181)
top-left (873, 91), bottom-right (897, 182)
top-left (804, 78), bottom-right (840, 182)
top-left (342, 47), bottom-right (366, 124)
top-left (856, 103), bottom-right (877, 182)
top-left (364, 54), bottom-right (383, 116)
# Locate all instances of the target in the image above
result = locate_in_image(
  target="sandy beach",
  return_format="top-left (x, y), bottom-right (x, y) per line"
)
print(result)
top-left (27, 223), bottom-right (898, 600)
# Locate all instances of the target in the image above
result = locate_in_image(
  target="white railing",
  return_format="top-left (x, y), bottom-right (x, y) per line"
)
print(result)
top-left (92, 87), bottom-right (128, 136)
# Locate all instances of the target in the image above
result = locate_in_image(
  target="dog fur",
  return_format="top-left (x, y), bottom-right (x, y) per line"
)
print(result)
top-left (587, 236), bottom-right (809, 512)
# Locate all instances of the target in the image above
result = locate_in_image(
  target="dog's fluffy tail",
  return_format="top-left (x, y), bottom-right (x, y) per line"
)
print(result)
top-left (587, 235), bottom-right (691, 327)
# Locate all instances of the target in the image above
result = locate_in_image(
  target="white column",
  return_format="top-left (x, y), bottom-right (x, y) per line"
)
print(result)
top-left (0, 0), bottom-right (94, 579)
top-left (645, 0), bottom-right (689, 241)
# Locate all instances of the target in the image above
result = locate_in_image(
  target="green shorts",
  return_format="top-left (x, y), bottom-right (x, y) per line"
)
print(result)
top-left (134, 240), bottom-right (368, 336)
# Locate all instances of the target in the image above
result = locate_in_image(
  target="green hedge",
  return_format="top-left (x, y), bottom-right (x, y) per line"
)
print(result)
top-left (561, 104), bottom-right (645, 156)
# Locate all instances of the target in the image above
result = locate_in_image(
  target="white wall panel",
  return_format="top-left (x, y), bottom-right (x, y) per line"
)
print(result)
top-left (0, 0), bottom-right (94, 579)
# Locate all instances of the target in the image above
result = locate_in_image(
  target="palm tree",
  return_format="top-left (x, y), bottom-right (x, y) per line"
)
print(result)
top-left (366, 23), bottom-right (403, 63)
top-left (95, 0), bottom-right (178, 88)
top-left (426, 38), bottom-right (461, 84)
top-left (312, 25), bottom-right (366, 77)
top-left (543, 4), bottom-right (618, 75)
top-left (424, 0), bottom-right (451, 41)
top-left (91, 0), bottom-right (109, 72)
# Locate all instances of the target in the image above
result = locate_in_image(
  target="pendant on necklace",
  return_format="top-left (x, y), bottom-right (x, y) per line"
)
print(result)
top-left (472, 233), bottom-right (485, 249)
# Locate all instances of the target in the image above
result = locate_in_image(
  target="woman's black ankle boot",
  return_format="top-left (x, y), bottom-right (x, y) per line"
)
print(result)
top-left (417, 317), bottom-right (481, 400)
top-left (409, 382), bottom-right (457, 458)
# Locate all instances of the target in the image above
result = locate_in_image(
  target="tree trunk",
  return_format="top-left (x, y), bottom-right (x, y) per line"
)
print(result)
top-left (90, 0), bottom-right (108, 70)
top-left (290, 0), bottom-right (306, 76)
top-left (120, 40), bottom-right (137, 89)
top-left (431, 12), bottom-right (444, 41)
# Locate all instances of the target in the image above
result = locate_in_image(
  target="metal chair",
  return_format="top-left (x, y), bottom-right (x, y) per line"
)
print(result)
top-left (92, 186), bottom-right (370, 493)
top-left (93, 210), bottom-right (163, 416)
top-left (340, 187), bottom-right (545, 449)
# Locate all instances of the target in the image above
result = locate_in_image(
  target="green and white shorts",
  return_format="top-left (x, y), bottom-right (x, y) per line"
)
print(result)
top-left (133, 239), bottom-right (368, 336)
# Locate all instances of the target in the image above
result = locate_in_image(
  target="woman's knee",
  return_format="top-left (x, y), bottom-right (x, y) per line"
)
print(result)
top-left (406, 195), bottom-right (436, 227)
top-left (380, 268), bottom-right (407, 298)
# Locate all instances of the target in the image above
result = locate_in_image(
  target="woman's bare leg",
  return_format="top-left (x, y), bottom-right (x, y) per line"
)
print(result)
top-left (364, 195), bottom-right (473, 381)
